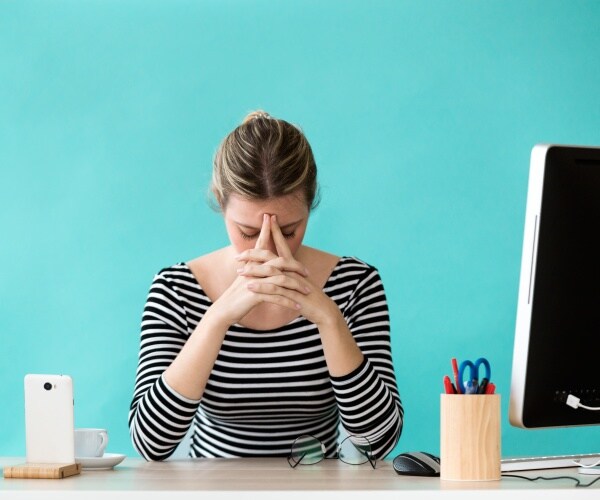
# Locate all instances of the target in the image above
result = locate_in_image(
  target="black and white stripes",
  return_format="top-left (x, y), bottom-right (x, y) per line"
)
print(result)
top-left (129, 257), bottom-right (403, 461)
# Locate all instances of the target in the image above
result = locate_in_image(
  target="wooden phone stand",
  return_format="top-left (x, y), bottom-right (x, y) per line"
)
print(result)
top-left (3, 462), bottom-right (81, 479)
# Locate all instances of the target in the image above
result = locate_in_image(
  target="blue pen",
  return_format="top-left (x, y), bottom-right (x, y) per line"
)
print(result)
top-left (464, 380), bottom-right (478, 394)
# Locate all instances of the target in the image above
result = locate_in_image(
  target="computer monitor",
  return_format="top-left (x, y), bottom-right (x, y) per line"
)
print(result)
top-left (510, 144), bottom-right (600, 429)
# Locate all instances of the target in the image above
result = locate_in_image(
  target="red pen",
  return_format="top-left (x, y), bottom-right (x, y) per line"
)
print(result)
top-left (451, 358), bottom-right (462, 394)
top-left (485, 382), bottom-right (496, 395)
top-left (443, 375), bottom-right (456, 394)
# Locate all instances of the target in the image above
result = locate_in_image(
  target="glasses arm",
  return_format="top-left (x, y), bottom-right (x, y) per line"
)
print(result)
top-left (287, 453), bottom-right (305, 469)
top-left (365, 451), bottom-right (376, 469)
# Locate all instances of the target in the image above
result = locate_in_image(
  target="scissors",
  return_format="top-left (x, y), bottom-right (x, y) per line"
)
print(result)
top-left (457, 357), bottom-right (491, 394)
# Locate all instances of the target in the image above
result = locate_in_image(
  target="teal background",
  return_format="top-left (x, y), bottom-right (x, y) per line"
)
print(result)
top-left (1, 0), bottom-right (600, 460)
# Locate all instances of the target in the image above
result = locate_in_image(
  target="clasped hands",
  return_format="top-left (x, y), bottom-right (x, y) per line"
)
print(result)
top-left (213, 214), bottom-right (339, 329)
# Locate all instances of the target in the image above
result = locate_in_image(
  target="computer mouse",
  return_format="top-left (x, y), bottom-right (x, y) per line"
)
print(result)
top-left (392, 451), bottom-right (441, 477)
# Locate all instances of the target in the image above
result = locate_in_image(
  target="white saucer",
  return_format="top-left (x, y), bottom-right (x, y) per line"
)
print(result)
top-left (76, 453), bottom-right (126, 470)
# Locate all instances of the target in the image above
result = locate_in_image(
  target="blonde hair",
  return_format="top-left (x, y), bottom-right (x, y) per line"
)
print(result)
top-left (211, 110), bottom-right (319, 210)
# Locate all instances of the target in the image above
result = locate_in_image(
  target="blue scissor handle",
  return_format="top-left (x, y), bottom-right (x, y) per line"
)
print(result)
top-left (458, 357), bottom-right (491, 393)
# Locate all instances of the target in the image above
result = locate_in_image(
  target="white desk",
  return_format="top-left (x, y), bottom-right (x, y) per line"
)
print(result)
top-left (1, 457), bottom-right (599, 499)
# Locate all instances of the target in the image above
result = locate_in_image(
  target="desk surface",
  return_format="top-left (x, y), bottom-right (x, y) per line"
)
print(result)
top-left (2, 457), bottom-right (599, 499)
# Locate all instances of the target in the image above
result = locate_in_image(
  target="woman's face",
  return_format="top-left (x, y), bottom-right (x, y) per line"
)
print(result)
top-left (223, 193), bottom-right (309, 257)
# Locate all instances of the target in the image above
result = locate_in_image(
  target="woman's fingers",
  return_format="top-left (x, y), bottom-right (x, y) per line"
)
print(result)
top-left (247, 275), bottom-right (310, 295)
top-left (247, 292), bottom-right (302, 311)
top-left (236, 248), bottom-right (278, 263)
top-left (266, 257), bottom-right (309, 277)
top-left (255, 213), bottom-right (271, 250)
top-left (270, 215), bottom-right (293, 259)
top-left (246, 277), bottom-right (306, 310)
top-left (239, 260), bottom-right (308, 278)
top-left (237, 264), bottom-right (281, 278)
top-left (236, 251), bottom-right (308, 277)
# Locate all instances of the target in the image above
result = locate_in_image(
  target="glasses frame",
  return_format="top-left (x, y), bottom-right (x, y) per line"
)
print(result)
top-left (287, 434), bottom-right (376, 469)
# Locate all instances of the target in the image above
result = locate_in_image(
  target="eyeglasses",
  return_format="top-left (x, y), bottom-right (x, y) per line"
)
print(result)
top-left (287, 434), bottom-right (376, 469)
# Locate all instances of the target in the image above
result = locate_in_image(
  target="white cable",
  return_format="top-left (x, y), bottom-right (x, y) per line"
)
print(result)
top-left (566, 394), bottom-right (600, 411)
top-left (579, 403), bottom-right (600, 411)
top-left (574, 458), bottom-right (600, 468)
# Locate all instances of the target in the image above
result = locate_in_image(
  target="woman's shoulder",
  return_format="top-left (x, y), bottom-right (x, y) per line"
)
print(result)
top-left (149, 263), bottom-right (203, 300)
top-left (300, 247), bottom-right (379, 285)
top-left (329, 256), bottom-right (380, 283)
top-left (186, 247), bottom-right (229, 277)
top-left (299, 246), bottom-right (339, 267)
top-left (323, 252), bottom-right (378, 274)
top-left (185, 247), bottom-right (236, 302)
top-left (151, 250), bottom-right (229, 290)
top-left (300, 246), bottom-right (377, 268)
top-left (144, 262), bottom-right (206, 311)
top-left (153, 262), bottom-right (196, 281)
top-left (337, 255), bottom-right (378, 270)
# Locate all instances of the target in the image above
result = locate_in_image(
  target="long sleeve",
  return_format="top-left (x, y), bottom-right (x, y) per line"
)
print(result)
top-left (331, 265), bottom-right (403, 459)
top-left (128, 271), bottom-right (201, 461)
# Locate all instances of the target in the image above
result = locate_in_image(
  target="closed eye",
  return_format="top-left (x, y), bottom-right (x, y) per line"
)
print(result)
top-left (239, 231), bottom-right (259, 240)
top-left (239, 231), bottom-right (296, 240)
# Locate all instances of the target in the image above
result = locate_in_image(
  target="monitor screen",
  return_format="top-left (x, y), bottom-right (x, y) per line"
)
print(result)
top-left (510, 145), bottom-right (600, 428)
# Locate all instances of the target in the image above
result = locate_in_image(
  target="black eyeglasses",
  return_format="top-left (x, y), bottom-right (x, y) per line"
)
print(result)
top-left (287, 434), bottom-right (376, 469)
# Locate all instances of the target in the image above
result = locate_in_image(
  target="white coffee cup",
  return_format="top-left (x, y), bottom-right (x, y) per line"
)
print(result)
top-left (74, 428), bottom-right (109, 457)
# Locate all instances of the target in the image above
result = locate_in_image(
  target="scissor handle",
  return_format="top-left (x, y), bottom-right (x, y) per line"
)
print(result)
top-left (474, 357), bottom-right (491, 382)
top-left (457, 357), bottom-right (491, 393)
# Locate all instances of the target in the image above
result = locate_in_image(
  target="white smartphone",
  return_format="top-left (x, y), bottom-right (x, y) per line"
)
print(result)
top-left (24, 374), bottom-right (75, 463)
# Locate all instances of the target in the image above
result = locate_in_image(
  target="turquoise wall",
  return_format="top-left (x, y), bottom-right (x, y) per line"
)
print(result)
top-left (2, 0), bottom-right (600, 459)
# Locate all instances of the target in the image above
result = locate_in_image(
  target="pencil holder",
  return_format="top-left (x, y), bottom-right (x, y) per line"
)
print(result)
top-left (440, 394), bottom-right (501, 481)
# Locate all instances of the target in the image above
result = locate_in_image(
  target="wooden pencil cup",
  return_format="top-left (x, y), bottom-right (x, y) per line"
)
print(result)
top-left (440, 394), bottom-right (501, 481)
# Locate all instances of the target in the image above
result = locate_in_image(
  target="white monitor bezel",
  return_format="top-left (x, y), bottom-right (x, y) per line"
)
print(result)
top-left (509, 144), bottom-right (557, 428)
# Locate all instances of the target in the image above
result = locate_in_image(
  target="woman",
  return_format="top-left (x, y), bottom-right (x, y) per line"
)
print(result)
top-left (129, 111), bottom-right (403, 461)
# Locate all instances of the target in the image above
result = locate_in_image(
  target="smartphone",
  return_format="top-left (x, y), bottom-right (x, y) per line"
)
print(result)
top-left (24, 374), bottom-right (75, 463)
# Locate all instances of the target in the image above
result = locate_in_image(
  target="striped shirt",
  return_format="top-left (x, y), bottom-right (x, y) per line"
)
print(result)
top-left (129, 256), bottom-right (403, 461)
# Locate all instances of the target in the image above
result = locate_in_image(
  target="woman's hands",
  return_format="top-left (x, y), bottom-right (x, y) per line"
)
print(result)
top-left (209, 214), bottom-right (311, 328)
top-left (236, 214), bottom-right (342, 328)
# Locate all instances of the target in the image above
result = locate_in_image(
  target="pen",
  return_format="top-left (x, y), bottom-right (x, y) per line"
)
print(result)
top-left (451, 358), bottom-right (462, 394)
top-left (478, 378), bottom-right (489, 394)
top-left (464, 380), bottom-right (478, 394)
top-left (485, 382), bottom-right (496, 395)
top-left (443, 375), bottom-right (456, 394)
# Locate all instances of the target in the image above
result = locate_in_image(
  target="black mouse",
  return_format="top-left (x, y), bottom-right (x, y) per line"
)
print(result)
top-left (393, 451), bottom-right (441, 477)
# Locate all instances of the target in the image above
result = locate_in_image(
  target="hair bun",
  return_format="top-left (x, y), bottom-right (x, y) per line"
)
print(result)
top-left (242, 110), bottom-right (272, 124)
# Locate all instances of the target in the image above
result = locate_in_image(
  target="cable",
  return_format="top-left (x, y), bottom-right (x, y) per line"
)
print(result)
top-left (502, 473), bottom-right (600, 488)
top-left (566, 394), bottom-right (600, 411)
top-left (575, 458), bottom-right (600, 468)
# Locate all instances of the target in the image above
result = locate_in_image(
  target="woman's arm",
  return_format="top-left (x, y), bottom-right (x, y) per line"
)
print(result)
top-left (128, 269), bottom-right (206, 461)
top-left (327, 265), bottom-right (403, 459)
top-left (129, 269), bottom-right (255, 461)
